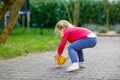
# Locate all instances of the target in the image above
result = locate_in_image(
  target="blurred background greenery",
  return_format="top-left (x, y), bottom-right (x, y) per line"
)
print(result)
top-left (0, 28), bottom-right (60, 60)
top-left (30, 0), bottom-right (120, 29)
top-left (0, 0), bottom-right (120, 60)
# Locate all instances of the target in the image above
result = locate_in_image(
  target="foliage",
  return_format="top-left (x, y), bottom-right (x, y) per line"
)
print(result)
top-left (30, 1), bottom-right (67, 28)
top-left (79, 0), bottom-right (105, 25)
top-left (83, 24), bottom-right (98, 31)
top-left (0, 1), bottom-right (4, 10)
top-left (30, 0), bottom-right (120, 28)
top-left (109, 1), bottom-right (120, 24)
top-left (83, 24), bottom-right (108, 33)
top-left (114, 24), bottom-right (120, 34)
top-left (97, 26), bottom-right (108, 33)
top-left (0, 28), bottom-right (60, 60)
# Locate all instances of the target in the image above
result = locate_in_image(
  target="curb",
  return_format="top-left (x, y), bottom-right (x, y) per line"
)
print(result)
top-left (95, 31), bottom-right (120, 37)
top-left (97, 34), bottom-right (120, 37)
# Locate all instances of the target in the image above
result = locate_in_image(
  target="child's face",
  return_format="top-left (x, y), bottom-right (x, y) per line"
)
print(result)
top-left (60, 29), bottom-right (64, 37)
top-left (57, 29), bottom-right (64, 37)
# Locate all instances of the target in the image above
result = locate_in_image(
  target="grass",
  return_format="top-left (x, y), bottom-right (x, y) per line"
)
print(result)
top-left (0, 27), bottom-right (60, 60)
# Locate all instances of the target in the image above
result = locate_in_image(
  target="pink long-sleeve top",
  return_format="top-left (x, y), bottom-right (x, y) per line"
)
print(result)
top-left (58, 27), bottom-right (94, 55)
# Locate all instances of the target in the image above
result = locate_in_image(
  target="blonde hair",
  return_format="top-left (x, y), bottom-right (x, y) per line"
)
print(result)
top-left (55, 20), bottom-right (72, 34)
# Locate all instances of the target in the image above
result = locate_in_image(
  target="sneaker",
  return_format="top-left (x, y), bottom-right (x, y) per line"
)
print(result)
top-left (66, 63), bottom-right (79, 72)
top-left (79, 62), bottom-right (86, 68)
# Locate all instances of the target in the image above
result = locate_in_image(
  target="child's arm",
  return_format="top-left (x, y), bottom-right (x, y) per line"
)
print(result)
top-left (54, 54), bottom-right (60, 61)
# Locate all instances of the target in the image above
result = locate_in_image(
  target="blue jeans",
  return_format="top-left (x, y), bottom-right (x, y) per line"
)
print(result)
top-left (68, 37), bottom-right (97, 63)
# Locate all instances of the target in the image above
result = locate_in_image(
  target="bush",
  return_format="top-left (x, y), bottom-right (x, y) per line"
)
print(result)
top-left (114, 24), bottom-right (120, 34)
top-left (0, 1), bottom-right (4, 9)
top-left (30, 1), bottom-right (67, 28)
top-left (30, 0), bottom-right (120, 28)
top-left (97, 26), bottom-right (108, 33)
top-left (115, 28), bottom-right (120, 34)
top-left (83, 24), bottom-right (98, 31)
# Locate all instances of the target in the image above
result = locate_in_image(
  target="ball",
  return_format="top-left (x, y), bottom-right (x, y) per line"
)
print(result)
top-left (56, 55), bottom-right (66, 65)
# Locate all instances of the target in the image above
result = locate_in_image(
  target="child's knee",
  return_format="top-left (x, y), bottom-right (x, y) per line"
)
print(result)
top-left (68, 45), bottom-right (73, 50)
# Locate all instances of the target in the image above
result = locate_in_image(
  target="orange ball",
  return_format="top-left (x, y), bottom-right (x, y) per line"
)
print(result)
top-left (55, 55), bottom-right (66, 65)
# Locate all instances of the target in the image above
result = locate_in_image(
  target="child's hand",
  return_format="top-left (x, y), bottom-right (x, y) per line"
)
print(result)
top-left (54, 54), bottom-right (60, 61)
top-left (54, 55), bottom-right (67, 65)
top-left (66, 54), bottom-right (69, 60)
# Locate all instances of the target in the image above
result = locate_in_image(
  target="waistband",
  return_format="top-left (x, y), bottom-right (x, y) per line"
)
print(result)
top-left (87, 33), bottom-right (97, 38)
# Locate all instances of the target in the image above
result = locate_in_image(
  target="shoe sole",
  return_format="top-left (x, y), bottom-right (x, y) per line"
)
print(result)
top-left (66, 68), bottom-right (79, 72)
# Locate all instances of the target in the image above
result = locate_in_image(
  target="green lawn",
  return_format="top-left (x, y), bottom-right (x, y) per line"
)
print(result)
top-left (0, 28), bottom-right (60, 60)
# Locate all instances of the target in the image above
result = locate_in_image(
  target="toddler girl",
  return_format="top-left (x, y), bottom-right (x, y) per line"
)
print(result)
top-left (54, 20), bottom-right (97, 72)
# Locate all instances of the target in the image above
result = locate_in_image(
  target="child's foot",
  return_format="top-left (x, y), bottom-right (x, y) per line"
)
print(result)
top-left (79, 62), bottom-right (86, 68)
top-left (66, 63), bottom-right (79, 72)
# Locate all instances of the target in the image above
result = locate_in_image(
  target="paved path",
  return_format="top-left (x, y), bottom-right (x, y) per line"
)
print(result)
top-left (0, 37), bottom-right (120, 80)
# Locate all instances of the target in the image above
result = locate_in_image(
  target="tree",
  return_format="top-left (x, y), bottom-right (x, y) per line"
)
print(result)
top-left (103, 0), bottom-right (110, 27)
top-left (62, 0), bottom-right (80, 26)
top-left (0, 0), bottom-right (25, 43)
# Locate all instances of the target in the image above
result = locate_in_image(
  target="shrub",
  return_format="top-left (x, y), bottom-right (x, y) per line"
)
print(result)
top-left (0, 1), bottom-right (4, 9)
top-left (30, 0), bottom-right (120, 28)
top-left (97, 26), bottom-right (108, 33)
top-left (83, 23), bottom-right (98, 31)
top-left (30, 1), bottom-right (67, 28)
top-left (114, 24), bottom-right (120, 34)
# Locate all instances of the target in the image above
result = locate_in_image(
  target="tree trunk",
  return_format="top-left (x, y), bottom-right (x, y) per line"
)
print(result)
top-left (73, 0), bottom-right (80, 26)
top-left (103, 0), bottom-right (109, 28)
top-left (0, 0), bottom-right (18, 20)
top-left (0, 0), bottom-right (25, 43)
top-left (62, 1), bottom-right (73, 23)
top-left (62, 0), bottom-right (80, 26)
